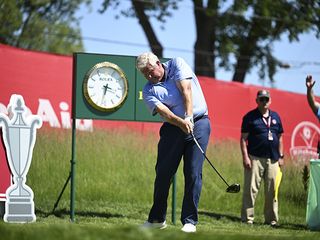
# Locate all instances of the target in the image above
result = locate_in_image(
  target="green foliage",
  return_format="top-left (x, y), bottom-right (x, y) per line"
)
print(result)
top-left (0, 0), bottom-right (22, 44)
top-left (98, 0), bottom-right (320, 83)
top-left (1, 128), bottom-right (317, 239)
top-left (0, 0), bottom-right (90, 55)
top-left (226, 0), bottom-right (320, 83)
top-left (99, 0), bottom-right (182, 25)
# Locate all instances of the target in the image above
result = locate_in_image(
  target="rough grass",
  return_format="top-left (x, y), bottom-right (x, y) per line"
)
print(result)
top-left (0, 127), bottom-right (318, 239)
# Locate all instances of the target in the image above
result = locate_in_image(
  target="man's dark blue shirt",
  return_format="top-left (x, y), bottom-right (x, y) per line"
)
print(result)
top-left (241, 108), bottom-right (284, 160)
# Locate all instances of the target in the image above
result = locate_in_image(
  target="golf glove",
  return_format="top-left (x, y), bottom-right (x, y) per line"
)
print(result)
top-left (184, 115), bottom-right (194, 130)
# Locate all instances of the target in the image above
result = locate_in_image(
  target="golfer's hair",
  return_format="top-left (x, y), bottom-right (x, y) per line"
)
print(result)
top-left (136, 52), bottom-right (159, 71)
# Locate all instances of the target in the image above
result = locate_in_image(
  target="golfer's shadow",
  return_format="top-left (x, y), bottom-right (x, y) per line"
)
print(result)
top-left (199, 210), bottom-right (241, 222)
top-left (36, 208), bottom-right (125, 219)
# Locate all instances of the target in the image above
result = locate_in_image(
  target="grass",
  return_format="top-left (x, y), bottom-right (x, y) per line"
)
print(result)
top-left (0, 127), bottom-right (319, 239)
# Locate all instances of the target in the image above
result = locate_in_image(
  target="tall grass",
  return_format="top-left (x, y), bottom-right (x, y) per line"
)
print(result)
top-left (28, 128), bottom-right (307, 223)
top-left (2, 127), bottom-right (317, 240)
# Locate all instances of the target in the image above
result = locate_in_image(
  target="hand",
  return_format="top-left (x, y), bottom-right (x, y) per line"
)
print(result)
top-left (184, 116), bottom-right (194, 132)
top-left (107, 88), bottom-right (116, 94)
top-left (179, 117), bottom-right (194, 134)
top-left (102, 84), bottom-right (108, 96)
top-left (306, 75), bottom-right (315, 89)
top-left (278, 158), bottom-right (284, 167)
top-left (243, 156), bottom-right (251, 169)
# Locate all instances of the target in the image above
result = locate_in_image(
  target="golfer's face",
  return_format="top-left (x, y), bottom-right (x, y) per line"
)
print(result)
top-left (141, 61), bottom-right (163, 84)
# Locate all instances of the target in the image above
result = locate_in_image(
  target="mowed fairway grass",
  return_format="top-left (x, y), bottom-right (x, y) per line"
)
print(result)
top-left (0, 128), bottom-right (319, 240)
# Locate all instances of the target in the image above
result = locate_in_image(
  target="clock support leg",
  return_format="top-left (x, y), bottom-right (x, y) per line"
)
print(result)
top-left (51, 172), bottom-right (71, 215)
top-left (50, 118), bottom-right (76, 222)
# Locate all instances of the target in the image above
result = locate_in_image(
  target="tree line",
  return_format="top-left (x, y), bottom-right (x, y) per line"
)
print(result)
top-left (1, 0), bottom-right (319, 84)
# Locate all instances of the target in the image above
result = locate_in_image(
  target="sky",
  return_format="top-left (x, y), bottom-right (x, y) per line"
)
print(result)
top-left (77, 1), bottom-right (320, 96)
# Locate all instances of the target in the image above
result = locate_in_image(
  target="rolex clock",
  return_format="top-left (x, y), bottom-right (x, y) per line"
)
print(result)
top-left (83, 62), bottom-right (129, 112)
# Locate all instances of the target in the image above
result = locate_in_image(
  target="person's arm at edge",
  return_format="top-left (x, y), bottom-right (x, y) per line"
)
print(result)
top-left (278, 134), bottom-right (284, 167)
top-left (306, 75), bottom-right (320, 115)
top-left (240, 132), bottom-right (251, 169)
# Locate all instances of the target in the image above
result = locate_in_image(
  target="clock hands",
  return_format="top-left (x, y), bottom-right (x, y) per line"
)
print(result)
top-left (107, 88), bottom-right (116, 94)
top-left (101, 84), bottom-right (109, 105)
top-left (101, 84), bottom-right (119, 106)
top-left (103, 84), bottom-right (108, 96)
top-left (103, 84), bottom-right (116, 94)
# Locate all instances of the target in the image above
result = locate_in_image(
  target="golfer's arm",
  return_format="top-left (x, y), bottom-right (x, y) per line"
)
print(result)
top-left (155, 103), bottom-right (185, 127)
top-left (240, 133), bottom-right (249, 160)
top-left (176, 79), bottom-right (193, 117)
top-left (307, 88), bottom-right (320, 115)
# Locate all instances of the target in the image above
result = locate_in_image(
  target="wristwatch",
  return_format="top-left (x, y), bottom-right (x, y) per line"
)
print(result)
top-left (280, 154), bottom-right (284, 159)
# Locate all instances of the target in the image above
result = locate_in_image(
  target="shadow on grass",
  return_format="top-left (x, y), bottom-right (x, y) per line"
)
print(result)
top-left (277, 223), bottom-right (308, 231)
top-left (36, 208), bottom-right (125, 219)
top-left (199, 210), bottom-right (307, 231)
top-left (199, 210), bottom-right (241, 222)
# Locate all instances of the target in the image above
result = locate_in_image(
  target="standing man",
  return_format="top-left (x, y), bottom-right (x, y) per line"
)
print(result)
top-left (240, 90), bottom-right (284, 227)
top-left (136, 52), bottom-right (211, 233)
top-left (306, 75), bottom-right (320, 120)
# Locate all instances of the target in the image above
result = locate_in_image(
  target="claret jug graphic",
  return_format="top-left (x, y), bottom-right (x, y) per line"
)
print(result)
top-left (0, 95), bottom-right (42, 223)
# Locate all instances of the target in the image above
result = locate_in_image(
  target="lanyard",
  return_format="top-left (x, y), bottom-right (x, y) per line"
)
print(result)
top-left (262, 116), bottom-right (271, 129)
top-left (263, 115), bottom-right (274, 141)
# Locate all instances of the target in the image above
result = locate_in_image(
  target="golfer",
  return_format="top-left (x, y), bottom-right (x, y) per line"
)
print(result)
top-left (136, 52), bottom-right (211, 233)
top-left (240, 90), bottom-right (284, 227)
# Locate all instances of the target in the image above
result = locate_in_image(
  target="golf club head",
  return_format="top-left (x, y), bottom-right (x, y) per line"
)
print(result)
top-left (226, 183), bottom-right (240, 193)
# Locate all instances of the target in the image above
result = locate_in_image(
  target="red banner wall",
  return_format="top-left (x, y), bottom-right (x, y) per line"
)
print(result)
top-left (0, 44), bottom-right (319, 196)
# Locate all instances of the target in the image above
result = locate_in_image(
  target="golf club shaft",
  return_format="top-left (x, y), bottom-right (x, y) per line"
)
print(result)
top-left (191, 132), bottom-right (230, 187)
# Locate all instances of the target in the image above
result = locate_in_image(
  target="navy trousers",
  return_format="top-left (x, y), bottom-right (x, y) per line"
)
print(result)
top-left (148, 116), bottom-right (211, 225)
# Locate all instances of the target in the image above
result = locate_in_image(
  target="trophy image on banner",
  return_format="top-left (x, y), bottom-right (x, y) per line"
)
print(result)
top-left (0, 94), bottom-right (42, 223)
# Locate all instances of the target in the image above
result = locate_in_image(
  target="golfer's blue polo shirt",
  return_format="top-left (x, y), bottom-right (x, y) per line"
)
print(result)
top-left (241, 108), bottom-right (283, 160)
top-left (143, 57), bottom-right (208, 120)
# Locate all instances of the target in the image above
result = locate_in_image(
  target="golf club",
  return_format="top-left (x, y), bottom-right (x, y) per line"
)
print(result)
top-left (191, 132), bottom-right (240, 193)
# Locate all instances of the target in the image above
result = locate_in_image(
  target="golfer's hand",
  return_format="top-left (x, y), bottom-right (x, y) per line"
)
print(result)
top-left (243, 156), bottom-right (251, 169)
top-left (306, 75), bottom-right (315, 89)
top-left (184, 116), bottom-right (194, 133)
top-left (180, 117), bottom-right (194, 134)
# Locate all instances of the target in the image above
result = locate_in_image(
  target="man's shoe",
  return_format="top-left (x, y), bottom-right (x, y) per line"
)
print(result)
top-left (141, 220), bottom-right (167, 229)
top-left (181, 223), bottom-right (196, 233)
top-left (241, 220), bottom-right (253, 225)
top-left (270, 221), bottom-right (279, 228)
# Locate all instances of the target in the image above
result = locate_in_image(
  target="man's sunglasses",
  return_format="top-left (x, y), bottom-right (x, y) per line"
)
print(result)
top-left (259, 97), bottom-right (269, 102)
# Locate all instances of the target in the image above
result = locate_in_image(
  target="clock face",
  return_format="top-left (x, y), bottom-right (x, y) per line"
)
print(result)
top-left (83, 62), bottom-right (128, 111)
